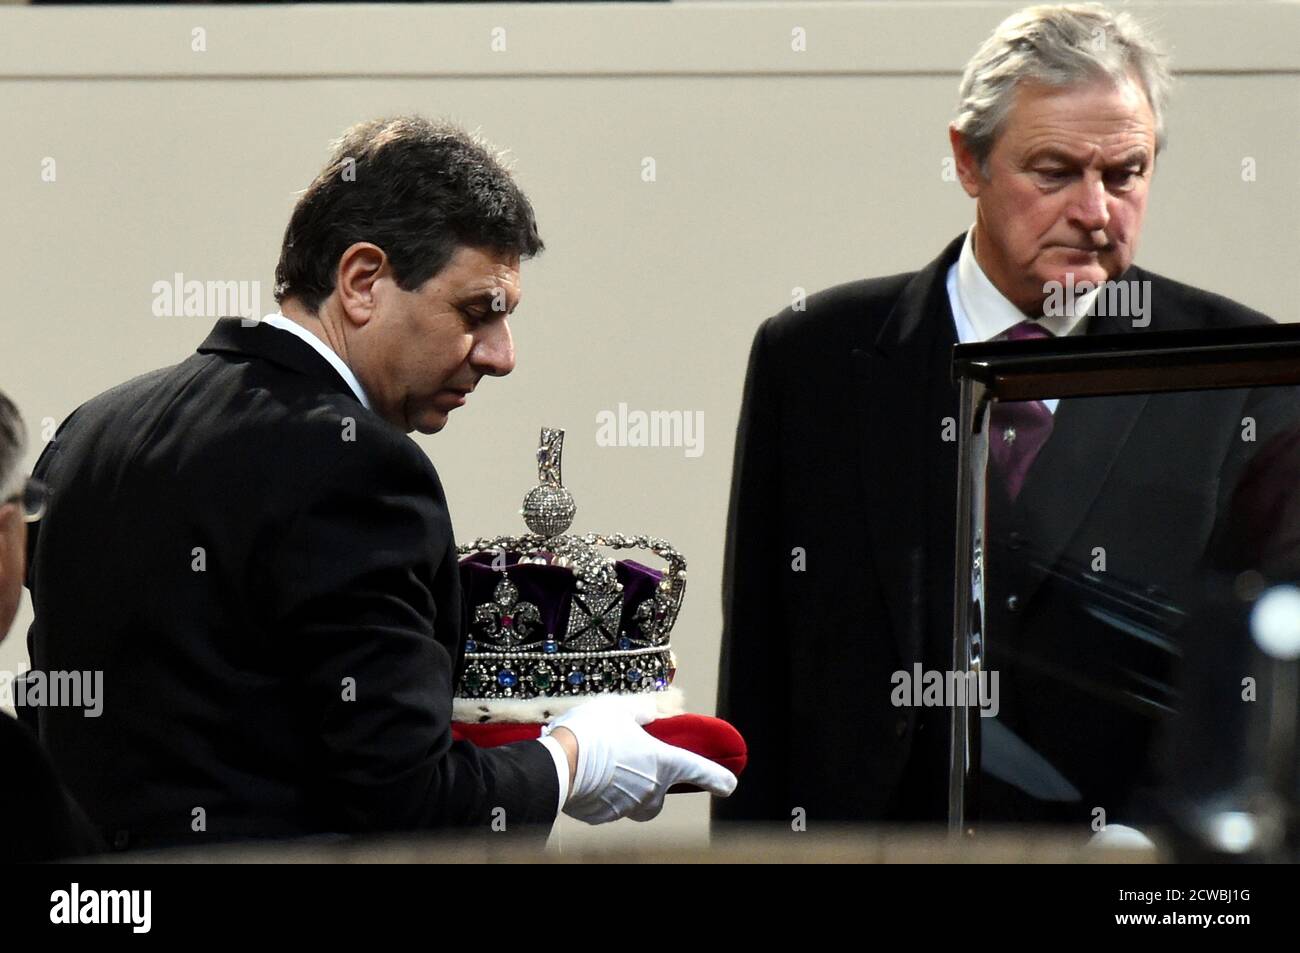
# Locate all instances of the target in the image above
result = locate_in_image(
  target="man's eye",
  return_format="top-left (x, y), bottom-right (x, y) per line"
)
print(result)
top-left (461, 308), bottom-right (489, 323)
top-left (1036, 169), bottom-right (1071, 182)
top-left (1106, 170), bottom-right (1140, 189)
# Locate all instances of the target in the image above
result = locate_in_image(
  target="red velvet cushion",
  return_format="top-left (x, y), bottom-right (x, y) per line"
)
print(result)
top-left (452, 714), bottom-right (747, 794)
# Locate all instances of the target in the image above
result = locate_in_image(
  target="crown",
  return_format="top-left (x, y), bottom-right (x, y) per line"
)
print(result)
top-left (454, 428), bottom-right (686, 719)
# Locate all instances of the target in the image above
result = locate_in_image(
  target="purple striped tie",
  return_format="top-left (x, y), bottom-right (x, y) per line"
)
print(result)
top-left (990, 321), bottom-right (1055, 500)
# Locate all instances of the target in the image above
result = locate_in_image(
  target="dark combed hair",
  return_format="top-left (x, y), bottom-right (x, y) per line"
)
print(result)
top-left (274, 116), bottom-right (544, 311)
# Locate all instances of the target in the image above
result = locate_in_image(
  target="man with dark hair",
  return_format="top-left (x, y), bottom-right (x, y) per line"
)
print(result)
top-left (268, 116), bottom-right (547, 435)
top-left (27, 116), bottom-right (733, 851)
top-left (0, 391), bottom-right (102, 861)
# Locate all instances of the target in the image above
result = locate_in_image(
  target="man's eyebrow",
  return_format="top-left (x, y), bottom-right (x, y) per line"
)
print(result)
top-left (1110, 148), bottom-right (1150, 168)
top-left (1026, 146), bottom-right (1150, 168)
top-left (458, 289), bottom-right (520, 313)
top-left (1026, 147), bottom-right (1087, 165)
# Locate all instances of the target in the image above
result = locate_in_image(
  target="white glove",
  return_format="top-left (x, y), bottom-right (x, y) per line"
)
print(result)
top-left (1087, 824), bottom-right (1155, 849)
top-left (540, 695), bottom-right (738, 824)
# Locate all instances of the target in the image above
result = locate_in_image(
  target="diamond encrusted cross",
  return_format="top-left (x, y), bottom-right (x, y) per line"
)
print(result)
top-left (563, 583), bottom-right (622, 651)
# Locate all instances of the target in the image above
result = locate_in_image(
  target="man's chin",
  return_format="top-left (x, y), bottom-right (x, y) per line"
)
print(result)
top-left (1042, 263), bottom-right (1110, 288)
top-left (1035, 269), bottom-right (1112, 311)
top-left (411, 409), bottom-right (449, 435)
top-left (1039, 248), bottom-right (1121, 287)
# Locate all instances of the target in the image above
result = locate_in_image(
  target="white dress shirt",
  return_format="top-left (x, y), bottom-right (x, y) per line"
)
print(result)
top-left (259, 313), bottom-right (571, 815)
top-left (259, 313), bottom-right (372, 409)
top-left (944, 227), bottom-right (1097, 414)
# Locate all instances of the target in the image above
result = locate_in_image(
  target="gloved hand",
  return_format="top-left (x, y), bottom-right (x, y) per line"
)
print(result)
top-left (1087, 824), bottom-right (1155, 850)
top-left (540, 695), bottom-right (738, 824)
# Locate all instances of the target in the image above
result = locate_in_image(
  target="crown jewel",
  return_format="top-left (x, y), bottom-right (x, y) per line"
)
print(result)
top-left (521, 428), bottom-right (576, 536)
top-left (455, 427), bottom-right (685, 705)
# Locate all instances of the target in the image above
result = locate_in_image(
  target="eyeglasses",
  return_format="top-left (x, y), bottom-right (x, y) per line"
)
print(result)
top-left (3, 477), bottom-right (47, 523)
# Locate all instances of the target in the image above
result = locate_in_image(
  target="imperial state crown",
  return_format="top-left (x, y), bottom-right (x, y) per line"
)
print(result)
top-left (450, 427), bottom-right (746, 787)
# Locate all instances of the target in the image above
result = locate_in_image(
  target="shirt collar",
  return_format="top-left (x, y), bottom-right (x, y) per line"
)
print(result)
top-left (258, 313), bottom-right (371, 409)
top-left (955, 226), bottom-right (1095, 341)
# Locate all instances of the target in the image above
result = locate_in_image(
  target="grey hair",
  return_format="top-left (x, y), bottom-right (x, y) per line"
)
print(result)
top-left (953, 3), bottom-right (1172, 174)
top-left (0, 391), bottom-right (26, 502)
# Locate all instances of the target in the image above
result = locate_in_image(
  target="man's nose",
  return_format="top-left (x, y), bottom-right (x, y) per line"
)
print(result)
top-left (472, 318), bottom-right (515, 377)
top-left (1068, 175), bottom-right (1111, 238)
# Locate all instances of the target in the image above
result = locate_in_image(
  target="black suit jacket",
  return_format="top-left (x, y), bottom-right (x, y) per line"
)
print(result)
top-left (25, 319), bottom-right (558, 850)
top-left (715, 233), bottom-right (1300, 826)
top-left (0, 713), bottom-right (103, 861)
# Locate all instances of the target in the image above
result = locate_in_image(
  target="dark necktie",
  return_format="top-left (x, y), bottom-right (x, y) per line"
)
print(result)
top-left (990, 321), bottom-right (1055, 500)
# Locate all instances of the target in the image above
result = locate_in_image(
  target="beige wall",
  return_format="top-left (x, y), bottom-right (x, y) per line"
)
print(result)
top-left (0, 1), bottom-right (1296, 849)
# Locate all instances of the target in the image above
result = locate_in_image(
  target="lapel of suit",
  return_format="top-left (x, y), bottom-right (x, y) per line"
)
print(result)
top-left (854, 235), bottom-right (964, 665)
top-left (197, 317), bottom-right (362, 404)
top-left (1010, 267), bottom-right (1152, 606)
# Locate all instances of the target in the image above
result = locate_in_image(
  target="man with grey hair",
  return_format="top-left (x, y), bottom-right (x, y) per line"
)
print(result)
top-left (717, 4), bottom-right (1299, 827)
top-left (0, 390), bottom-right (101, 860)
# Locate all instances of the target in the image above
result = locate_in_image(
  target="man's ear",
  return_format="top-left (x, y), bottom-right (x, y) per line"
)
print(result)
top-left (948, 125), bottom-right (984, 199)
top-left (0, 503), bottom-right (19, 581)
top-left (0, 506), bottom-right (25, 643)
top-left (334, 242), bottom-right (388, 327)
